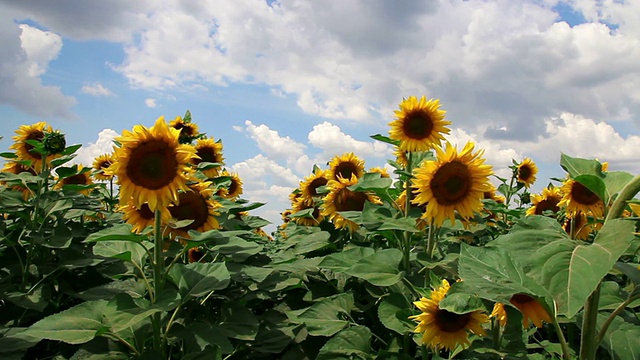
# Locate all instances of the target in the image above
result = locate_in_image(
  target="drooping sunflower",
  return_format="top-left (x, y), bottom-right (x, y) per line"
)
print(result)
top-left (483, 185), bottom-right (505, 204)
top-left (410, 280), bottom-right (489, 352)
top-left (106, 116), bottom-right (196, 211)
top-left (412, 142), bottom-right (494, 227)
top-left (321, 175), bottom-right (381, 232)
top-left (394, 147), bottom-right (409, 168)
top-left (509, 294), bottom-right (552, 328)
top-left (292, 198), bottom-right (324, 226)
top-left (299, 168), bottom-right (329, 205)
top-left (54, 165), bottom-right (94, 195)
top-left (193, 138), bottom-right (225, 177)
top-left (169, 116), bottom-right (200, 144)
top-left (563, 211), bottom-right (601, 240)
top-left (557, 178), bottom-right (604, 218)
top-left (168, 180), bottom-right (221, 239)
top-left (389, 96), bottom-right (451, 152)
top-left (368, 167), bottom-right (391, 178)
top-left (92, 153), bottom-right (115, 181)
top-left (10, 122), bottom-right (56, 170)
top-left (120, 200), bottom-right (171, 234)
top-left (326, 152), bottom-right (365, 181)
top-left (516, 158), bottom-right (538, 188)
top-left (526, 186), bottom-right (562, 216)
top-left (216, 170), bottom-right (243, 200)
top-left (188, 247), bottom-right (206, 263)
top-left (1, 161), bottom-right (37, 199)
top-left (490, 303), bottom-right (508, 327)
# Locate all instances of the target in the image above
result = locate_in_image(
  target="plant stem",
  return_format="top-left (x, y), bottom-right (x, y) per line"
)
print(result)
top-left (551, 317), bottom-right (571, 360)
top-left (579, 283), bottom-right (601, 360)
top-left (152, 209), bottom-right (165, 355)
top-left (594, 293), bottom-right (639, 345)
top-left (402, 151), bottom-right (413, 271)
top-left (606, 174), bottom-right (640, 221)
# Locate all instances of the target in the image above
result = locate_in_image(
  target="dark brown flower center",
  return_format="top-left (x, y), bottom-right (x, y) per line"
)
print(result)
top-left (308, 177), bottom-right (328, 196)
top-left (25, 130), bottom-right (45, 159)
top-left (510, 294), bottom-right (535, 306)
top-left (518, 165), bottom-right (532, 182)
top-left (335, 189), bottom-right (368, 212)
top-left (403, 110), bottom-right (434, 140)
top-left (571, 181), bottom-right (600, 206)
top-left (534, 196), bottom-right (561, 215)
top-left (170, 191), bottom-right (208, 230)
top-left (228, 178), bottom-right (240, 196)
top-left (334, 162), bottom-right (359, 180)
top-left (188, 248), bottom-right (205, 263)
top-left (431, 161), bottom-right (472, 205)
top-left (434, 308), bottom-right (471, 333)
top-left (195, 146), bottom-right (221, 164)
top-left (63, 173), bottom-right (89, 186)
top-left (98, 160), bottom-right (112, 170)
top-left (138, 203), bottom-right (154, 220)
top-left (126, 140), bottom-right (178, 190)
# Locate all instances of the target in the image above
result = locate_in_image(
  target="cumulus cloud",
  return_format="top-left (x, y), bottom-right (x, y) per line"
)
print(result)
top-left (74, 128), bottom-right (118, 166)
top-left (144, 98), bottom-right (157, 108)
top-left (0, 16), bottom-right (76, 119)
top-left (308, 121), bottom-right (391, 158)
top-left (81, 83), bottom-right (115, 97)
top-left (237, 120), bottom-right (306, 161)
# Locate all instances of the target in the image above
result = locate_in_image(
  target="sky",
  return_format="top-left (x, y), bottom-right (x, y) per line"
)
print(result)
top-left (1, 0), bottom-right (640, 232)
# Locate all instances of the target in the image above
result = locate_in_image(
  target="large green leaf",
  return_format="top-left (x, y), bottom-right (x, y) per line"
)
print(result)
top-left (22, 300), bottom-right (109, 344)
top-left (598, 314), bottom-right (640, 360)
top-left (574, 174), bottom-right (606, 204)
top-left (319, 247), bottom-right (375, 272)
top-left (603, 171), bottom-right (634, 204)
top-left (286, 293), bottom-right (355, 337)
top-left (84, 223), bottom-right (147, 243)
top-left (291, 231), bottom-right (331, 255)
top-left (377, 293), bottom-right (415, 334)
top-left (218, 303), bottom-right (259, 340)
top-left (528, 218), bottom-right (636, 317)
top-left (92, 240), bottom-right (151, 266)
top-left (167, 262), bottom-right (230, 300)
top-left (560, 153), bottom-right (604, 178)
top-left (345, 248), bottom-right (404, 286)
top-left (316, 326), bottom-right (372, 360)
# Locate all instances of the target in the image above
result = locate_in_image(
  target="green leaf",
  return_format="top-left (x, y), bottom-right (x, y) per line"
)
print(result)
top-left (92, 240), bottom-right (151, 266)
top-left (598, 314), bottom-right (640, 360)
top-left (603, 171), bottom-right (634, 204)
top-left (78, 278), bottom-right (146, 301)
top-left (319, 247), bottom-right (375, 271)
top-left (287, 293), bottom-right (355, 336)
top-left (84, 223), bottom-right (147, 243)
top-left (292, 231), bottom-right (331, 255)
top-left (528, 218), bottom-right (636, 317)
top-left (316, 326), bottom-right (372, 360)
top-left (345, 249), bottom-right (404, 286)
top-left (167, 262), bottom-right (230, 300)
top-left (22, 300), bottom-right (109, 344)
top-left (613, 262), bottom-right (640, 286)
top-left (0, 152), bottom-right (18, 159)
top-left (189, 230), bottom-right (262, 261)
top-left (176, 322), bottom-right (233, 355)
top-left (370, 134), bottom-right (399, 146)
top-left (574, 174), bottom-right (606, 204)
top-left (377, 293), bottom-right (415, 334)
top-left (218, 303), bottom-right (259, 340)
top-left (560, 153), bottom-right (604, 178)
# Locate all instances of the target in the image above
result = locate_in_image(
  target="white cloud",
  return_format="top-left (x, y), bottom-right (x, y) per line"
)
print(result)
top-left (81, 83), bottom-right (115, 97)
top-left (308, 121), bottom-right (391, 158)
top-left (74, 129), bottom-right (119, 166)
top-left (144, 98), bottom-right (157, 108)
top-left (238, 120), bottom-right (306, 161)
top-left (18, 24), bottom-right (62, 77)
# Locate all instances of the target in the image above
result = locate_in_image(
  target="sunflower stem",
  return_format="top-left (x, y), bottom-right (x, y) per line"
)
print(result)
top-left (579, 283), bottom-right (601, 360)
top-left (594, 293), bottom-right (638, 346)
top-left (402, 151), bottom-right (413, 271)
top-left (551, 316), bottom-right (571, 360)
top-left (152, 209), bottom-right (165, 355)
top-left (605, 174), bottom-right (640, 222)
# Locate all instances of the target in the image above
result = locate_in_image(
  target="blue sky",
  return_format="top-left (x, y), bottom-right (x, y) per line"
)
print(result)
top-left (2, 0), bottom-right (640, 231)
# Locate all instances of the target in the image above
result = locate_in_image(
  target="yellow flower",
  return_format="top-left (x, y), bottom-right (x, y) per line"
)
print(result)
top-left (558, 178), bottom-right (604, 218)
top-left (526, 186), bottom-right (562, 216)
top-left (483, 185), bottom-right (505, 204)
top-left (389, 96), bottom-right (451, 152)
top-left (299, 168), bottom-right (329, 205)
top-left (292, 198), bottom-right (324, 226)
top-left (10, 122), bottom-right (57, 170)
top-left (92, 153), bottom-right (115, 181)
top-left (368, 167), bottom-right (391, 178)
top-left (54, 165), bottom-right (94, 195)
top-left (509, 294), bottom-right (552, 328)
top-left (516, 158), bottom-right (538, 188)
top-left (120, 200), bottom-right (171, 234)
top-left (409, 280), bottom-right (489, 351)
top-left (326, 152), bottom-right (365, 181)
top-left (169, 116), bottom-right (199, 143)
top-left (396, 190), bottom-right (428, 229)
top-left (563, 211), bottom-right (602, 240)
top-left (412, 142), bottom-right (493, 227)
top-left (107, 116), bottom-right (196, 211)
top-left (193, 138), bottom-right (224, 177)
top-left (394, 147), bottom-right (409, 168)
top-left (168, 180), bottom-right (221, 239)
top-left (216, 170), bottom-right (243, 200)
top-left (490, 303), bottom-right (508, 327)
top-left (1, 161), bottom-right (37, 199)
top-left (321, 175), bottom-right (381, 232)
top-left (188, 247), bottom-right (206, 263)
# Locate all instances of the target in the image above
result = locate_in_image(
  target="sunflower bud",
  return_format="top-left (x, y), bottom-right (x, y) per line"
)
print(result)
top-left (42, 130), bottom-right (66, 155)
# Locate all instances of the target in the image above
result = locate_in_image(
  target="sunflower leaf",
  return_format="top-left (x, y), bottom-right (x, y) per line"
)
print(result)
top-left (345, 248), bottom-right (404, 286)
top-left (573, 174), bottom-right (606, 204)
top-left (316, 325), bottom-right (372, 360)
top-left (597, 313), bottom-right (640, 360)
top-left (560, 153), bottom-right (604, 178)
top-left (0, 152), bottom-right (18, 159)
top-left (602, 171), bottom-right (634, 204)
top-left (370, 134), bottom-right (399, 146)
top-left (286, 293), bottom-right (355, 337)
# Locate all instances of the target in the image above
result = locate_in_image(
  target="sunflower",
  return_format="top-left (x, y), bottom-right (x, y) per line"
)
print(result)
top-left (321, 175), bottom-right (381, 232)
top-left (526, 186), bottom-right (562, 216)
top-left (106, 116), bottom-right (196, 211)
top-left (483, 185), bottom-right (505, 204)
top-left (168, 180), bottom-right (221, 239)
top-left (558, 178), bottom-right (604, 218)
top-left (292, 198), bottom-right (324, 226)
top-left (509, 294), bottom-right (552, 328)
top-left (9, 122), bottom-right (56, 170)
top-left (409, 280), bottom-right (489, 351)
top-left (193, 138), bottom-right (224, 177)
top-left (216, 170), bottom-right (243, 200)
top-left (1, 161), bottom-right (37, 199)
top-left (490, 303), bottom-right (508, 327)
top-left (389, 96), bottom-right (451, 152)
top-left (368, 167), bottom-right (391, 178)
top-left (516, 158), bottom-right (538, 188)
top-left (396, 190), bottom-right (428, 229)
top-left (54, 165), bottom-right (94, 195)
top-left (188, 247), bottom-right (206, 263)
top-left (169, 116), bottom-right (200, 144)
top-left (299, 169), bottom-right (329, 205)
top-left (120, 200), bottom-right (171, 234)
top-left (281, 209), bottom-right (293, 223)
top-left (563, 211), bottom-right (601, 240)
top-left (326, 152), bottom-right (365, 181)
top-left (412, 142), bottom-right (493, 227)
top-left (92, 153), bottom-right (115, 181)
top-left (394, 147), bottom-right (409, 168)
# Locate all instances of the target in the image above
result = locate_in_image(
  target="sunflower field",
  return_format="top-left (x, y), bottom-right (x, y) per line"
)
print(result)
top-left (0, 98), bottom-right (639, 360)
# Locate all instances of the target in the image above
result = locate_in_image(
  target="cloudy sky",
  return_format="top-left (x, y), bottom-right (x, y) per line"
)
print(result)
top-left (2, 0), bottom-right (640, 231)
